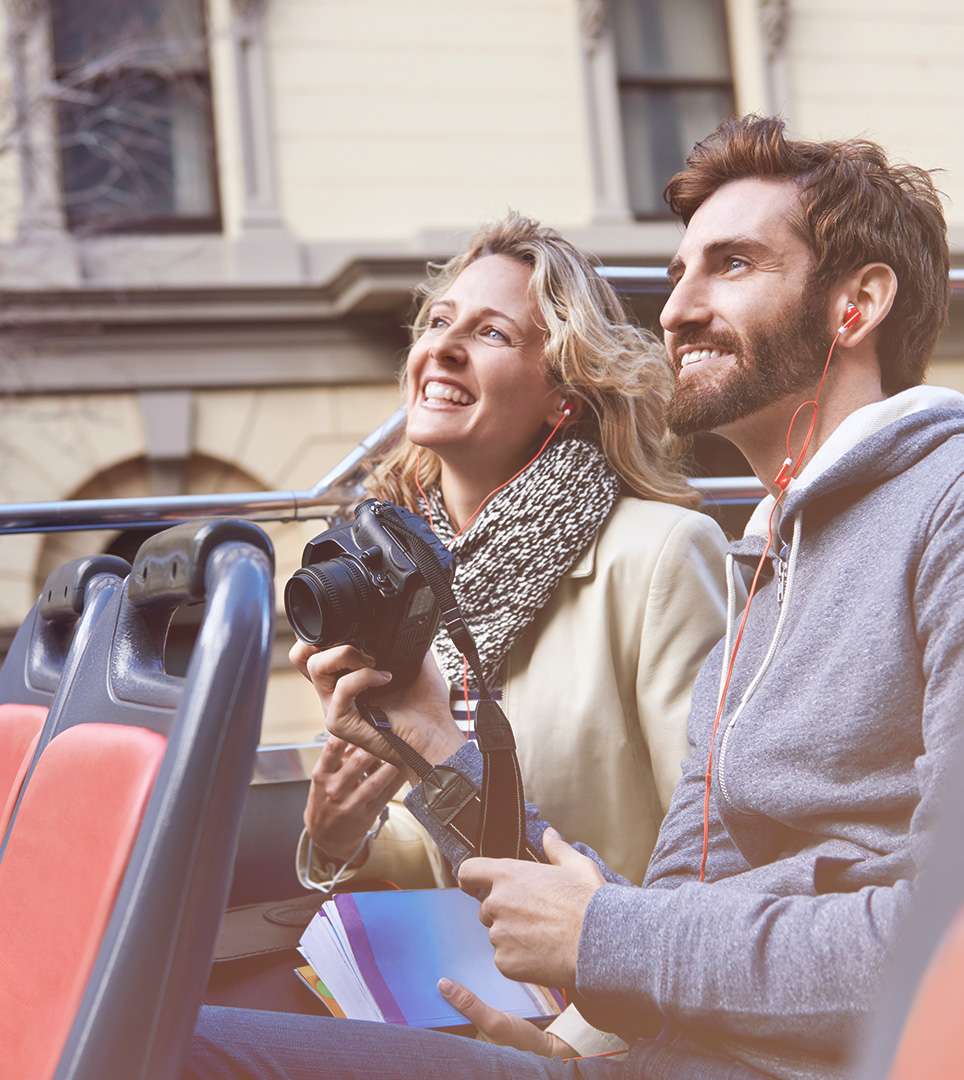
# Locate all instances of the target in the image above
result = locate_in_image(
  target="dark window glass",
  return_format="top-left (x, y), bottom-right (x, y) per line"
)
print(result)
top-left (49, 0), bottom-right (220, 234)
top-left (611, 0), bottom-right (735, 218)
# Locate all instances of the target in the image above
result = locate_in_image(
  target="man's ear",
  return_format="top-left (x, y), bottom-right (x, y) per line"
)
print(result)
top-left (835, 263), bottom-right (898, 349)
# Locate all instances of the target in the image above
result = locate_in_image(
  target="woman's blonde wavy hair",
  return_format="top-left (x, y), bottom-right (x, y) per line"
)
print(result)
top-left (368, 212), bottom-right (698, 510)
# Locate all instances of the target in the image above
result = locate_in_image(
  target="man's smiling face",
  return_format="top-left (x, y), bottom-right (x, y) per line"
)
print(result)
top-left (661, 176), bottom-right (834, 437)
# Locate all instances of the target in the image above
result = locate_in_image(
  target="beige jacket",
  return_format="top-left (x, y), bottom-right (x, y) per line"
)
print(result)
top-left (298, 497), bottom-right (735, 1052)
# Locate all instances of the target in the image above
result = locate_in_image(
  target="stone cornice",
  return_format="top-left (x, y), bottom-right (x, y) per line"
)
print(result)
top-left (0, 274), bottom-right (428, 330)
top-left (0, 314), bottom-right (409, 394)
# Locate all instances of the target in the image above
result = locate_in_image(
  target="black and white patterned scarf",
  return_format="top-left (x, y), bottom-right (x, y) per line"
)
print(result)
top-left (420, 436), bottom-right (620, 689)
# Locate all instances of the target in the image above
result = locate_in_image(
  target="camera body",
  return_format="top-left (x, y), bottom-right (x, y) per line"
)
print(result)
top-left (284, 499), bottom-right (454, 689)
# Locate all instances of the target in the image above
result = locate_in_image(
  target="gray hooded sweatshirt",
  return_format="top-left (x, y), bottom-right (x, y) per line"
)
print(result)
top-left (406, 386), bottom-right (964, 1080)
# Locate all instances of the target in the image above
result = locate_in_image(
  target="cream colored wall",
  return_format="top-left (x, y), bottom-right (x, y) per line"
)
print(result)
top-left (2, 1), bottom-right (963, 744)
top-left (929, 360), bottom-right (964, 394)
top-left (265, 0), bottom-right (595, 239)
top-left (725, 0), bottom-right (771, 115)
top-left (784, 0), bottom-right (964, 227)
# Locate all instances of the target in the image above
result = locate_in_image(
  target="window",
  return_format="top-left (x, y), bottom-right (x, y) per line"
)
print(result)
top-left (611, 0), bottom-right (735, 218)
top-left (49, 0), bottom-right (221, 234)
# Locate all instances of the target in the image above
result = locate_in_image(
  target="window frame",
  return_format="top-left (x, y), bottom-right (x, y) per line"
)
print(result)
top-left (48, 1), bottom-right (223, 236)
top-left (613, 2), bottom-right (737, 222)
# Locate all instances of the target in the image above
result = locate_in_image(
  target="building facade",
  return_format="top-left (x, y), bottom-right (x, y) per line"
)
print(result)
top-left (1, 0), bottom-right (962, 743)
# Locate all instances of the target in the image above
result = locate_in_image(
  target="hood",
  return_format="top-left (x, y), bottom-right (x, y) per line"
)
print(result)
top-left (742, 385), bottom-right (964, 544)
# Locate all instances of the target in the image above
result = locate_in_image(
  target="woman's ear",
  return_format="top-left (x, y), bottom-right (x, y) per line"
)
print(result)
top-left (547, 395), bottom-right (581, 425)
top-left (835, 263), bottom-right (898, 349)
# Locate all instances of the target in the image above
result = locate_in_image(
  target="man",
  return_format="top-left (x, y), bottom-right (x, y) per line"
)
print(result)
top-left (187, 117), bottom-right (964, 1079)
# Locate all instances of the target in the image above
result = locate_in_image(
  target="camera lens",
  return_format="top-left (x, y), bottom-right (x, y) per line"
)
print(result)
top-left (284, 557), bottom-right (373, 646)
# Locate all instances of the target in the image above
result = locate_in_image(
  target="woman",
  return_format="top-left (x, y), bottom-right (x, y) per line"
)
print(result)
top-left (283, 213), bottom-right (734, 1056)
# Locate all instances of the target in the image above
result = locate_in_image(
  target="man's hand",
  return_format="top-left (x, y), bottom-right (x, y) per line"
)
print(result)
top-left (290, 641), bottom-right (465, 780)
top-left (458, 827), bottom-right (605, 987)
top-left (304, 736), bottom-right (404, 864)
top-left (437, 979), bottom-right (576, 1058)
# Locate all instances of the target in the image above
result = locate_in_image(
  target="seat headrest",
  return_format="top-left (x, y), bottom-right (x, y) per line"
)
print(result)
top-left (38, 555), bottom-right (130, 623)
top-left (128, 519), bottom-right (274, 608)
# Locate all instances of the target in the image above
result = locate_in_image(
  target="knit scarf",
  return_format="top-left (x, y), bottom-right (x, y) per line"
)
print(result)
top-left (421, 436), bottom-right (620, 690)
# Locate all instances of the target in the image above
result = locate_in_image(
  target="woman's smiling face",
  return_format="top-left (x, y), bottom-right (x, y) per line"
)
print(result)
top-left (405, 254), bottom-right (560, 475)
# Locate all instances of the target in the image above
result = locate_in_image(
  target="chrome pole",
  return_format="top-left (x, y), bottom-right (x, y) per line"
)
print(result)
top-left (0, 410), bottom-right (407, 535)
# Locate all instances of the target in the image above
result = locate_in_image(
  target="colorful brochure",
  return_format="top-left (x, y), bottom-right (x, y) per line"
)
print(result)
top-left (295, 887), bottom-right (563, 1029)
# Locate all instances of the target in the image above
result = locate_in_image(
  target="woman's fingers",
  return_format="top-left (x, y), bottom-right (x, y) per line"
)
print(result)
top-left (325, 666), bottom-right (392, 717)
top-left (314, 736), bottom-right (349, 775)
top-left (304, 646), bottom-right (377, 694)
top-left (317, 738), bottom-right (381, 778)
top-left (288, 639), bottom-right (317, 678)
top-left (437, 980), bottom-right (556, 1056)
top-left (356, 760), bottom-right (405, 807)
top-left (294, 643), bottom-right (376, 689)
top-left (324, 752), bottom-right (387, 802)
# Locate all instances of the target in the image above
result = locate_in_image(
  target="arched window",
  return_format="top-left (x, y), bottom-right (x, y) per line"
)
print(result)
top-left (32, 454), bottom-right (265, 677)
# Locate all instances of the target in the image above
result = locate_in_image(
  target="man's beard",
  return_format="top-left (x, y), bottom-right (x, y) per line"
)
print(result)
top-left (667, 284), bottom-right (834, 437)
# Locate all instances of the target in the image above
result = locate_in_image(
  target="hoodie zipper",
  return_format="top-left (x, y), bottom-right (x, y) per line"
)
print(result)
top-left (776, 543), bottom-right (790, 604)
top-left (717, 514), bottom-right (802, 807)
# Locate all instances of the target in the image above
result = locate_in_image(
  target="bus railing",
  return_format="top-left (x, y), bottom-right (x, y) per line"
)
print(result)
top-left (0, 419), bottom-right (765, 536)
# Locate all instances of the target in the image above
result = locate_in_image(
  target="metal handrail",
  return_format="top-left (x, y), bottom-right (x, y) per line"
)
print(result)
top-left (0, 409), bottom-right (409, 535)
top-left (0, 415), bottom-right (763, 534)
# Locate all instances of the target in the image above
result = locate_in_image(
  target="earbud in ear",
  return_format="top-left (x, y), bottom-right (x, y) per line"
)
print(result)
top-left (560, 400), bottom-right (573, 417)
top-left (840, 303), bottom-right (862, 333)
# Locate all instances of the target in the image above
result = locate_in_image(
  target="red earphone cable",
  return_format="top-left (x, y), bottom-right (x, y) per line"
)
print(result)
top-left (414, 408), bottom-right (570, 538)
top-left (698, 494), bottom-right (783, 881)
top-left (450, 409), bottom-right (570, 539)
top-left (698, 311), bottom-right (856, 880)
top-left (786, 329), bottom-right (844, 482)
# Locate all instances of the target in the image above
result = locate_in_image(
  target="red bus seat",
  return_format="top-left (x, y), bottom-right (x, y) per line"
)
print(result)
top-left (853, 727), bottom-right (964, 1077)
top-left (0, 555), bottom-right (129, 856)
top-left (0, 703), bottom-right (46, 836)
top-left (887, 905), bottom-right (964, 1078)
top-left (0, 723), bottom-right (166, 1080)
top-left (0, 520), bottom-right (274, 1080)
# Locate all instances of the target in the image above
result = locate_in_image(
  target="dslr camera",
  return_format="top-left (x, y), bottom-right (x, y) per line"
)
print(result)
top-left (284, 499), bottom-right (454, 689)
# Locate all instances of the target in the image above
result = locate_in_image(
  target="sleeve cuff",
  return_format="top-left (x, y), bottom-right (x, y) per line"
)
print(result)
top-left (403, 741), bottom-right (487, 869)
top-left (295, 828), bottom-right (363, 891)
top-left (437, 740), bottom-right (485, 785)
top-left (574, 882), bottom-right (671, 1040)
top-left (546, 1004), bottom-right (627, 1058)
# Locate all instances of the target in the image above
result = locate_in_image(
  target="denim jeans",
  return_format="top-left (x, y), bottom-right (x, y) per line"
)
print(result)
top-left (185, 1006), bottom-right (776, 1080)
top-left (185, 1005), bottom-right (629, 1080)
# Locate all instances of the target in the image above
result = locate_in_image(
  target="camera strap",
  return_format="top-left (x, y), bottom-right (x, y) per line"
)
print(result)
top-left (371, 505), bottom-right (528, 861)
top-left (358, 702), bottom-right (434, 782)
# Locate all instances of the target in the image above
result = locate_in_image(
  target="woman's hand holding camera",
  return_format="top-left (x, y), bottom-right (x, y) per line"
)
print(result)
top-left (290, 641), bottom-right (465, 784)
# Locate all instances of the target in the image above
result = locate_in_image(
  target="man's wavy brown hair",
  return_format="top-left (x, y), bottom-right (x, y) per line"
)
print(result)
top-left (664, 115), bottom-right (949, 393)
